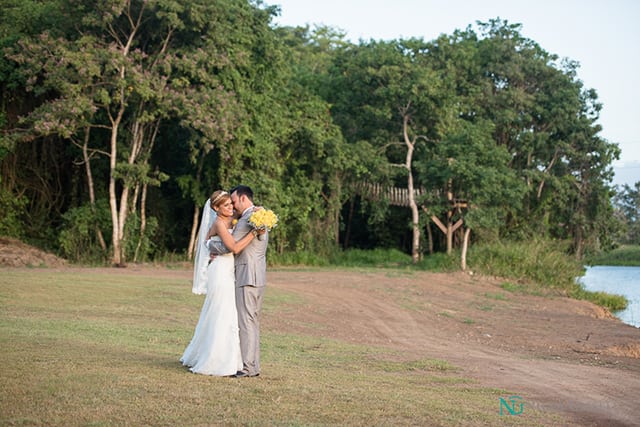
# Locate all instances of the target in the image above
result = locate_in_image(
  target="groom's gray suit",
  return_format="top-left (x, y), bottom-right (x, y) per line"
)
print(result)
top-left (233, 207), bottom-right (268, 376)
top-left (208, 206), bottom-right (268, 376)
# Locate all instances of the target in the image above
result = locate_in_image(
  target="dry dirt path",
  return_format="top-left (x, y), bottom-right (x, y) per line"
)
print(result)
top-left (263, 269), bottom-right (640, 427)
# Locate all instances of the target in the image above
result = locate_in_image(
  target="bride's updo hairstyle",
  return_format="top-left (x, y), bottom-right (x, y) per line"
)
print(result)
top-left (210, 190), bottom-right (230, 211)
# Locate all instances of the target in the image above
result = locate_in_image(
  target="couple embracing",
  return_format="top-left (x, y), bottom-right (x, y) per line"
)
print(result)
top-left (180, 185), bottom-right (267, 378)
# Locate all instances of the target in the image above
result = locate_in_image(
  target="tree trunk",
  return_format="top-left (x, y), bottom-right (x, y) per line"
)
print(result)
top-left (108, 108), bottom-right (125, 266)
top-left (402, 113), bottom-right (420, 264)
top-left (116, 183), bottom-right (131, 266)
top-left (421, 206), bottom-right (434, 255)
top-left (409, 173), bottom-right (420, 263)
top-left (108, 3), bottom-right (146, 266)
top-left (188, 204), bottom-right (200, 261)
top-left (461, 227), bottom-right (471, 271)
top-left (446, 180), bottom-right (453, 255)
top-left (80, 127), bottom-right (107, 253)
top-left (187, 154), bottom-right (207, 261)
top-left (133, 182), bottom-right (147, 263)
top-left (446, 218), bottom-right (453, 255)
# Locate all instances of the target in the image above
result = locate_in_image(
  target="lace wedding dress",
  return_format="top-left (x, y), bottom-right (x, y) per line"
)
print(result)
top-left (180, 235), bottom-right (242, 376)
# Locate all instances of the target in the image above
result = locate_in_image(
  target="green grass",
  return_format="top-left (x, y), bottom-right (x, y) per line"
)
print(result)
top-left (569, 287), bottom-right (629, 312)
top-left (585, 245), bottom-right (640, 267)
top-left (499, 281), bottom-right (545, 297)
top-left (0, 269), bottom-right (561, 426)
top-left (271, 247), bottom-right (461, 272)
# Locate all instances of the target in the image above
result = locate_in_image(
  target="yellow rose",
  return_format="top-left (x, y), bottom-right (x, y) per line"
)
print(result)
top-left (249, 209), bottom-right (278, 231)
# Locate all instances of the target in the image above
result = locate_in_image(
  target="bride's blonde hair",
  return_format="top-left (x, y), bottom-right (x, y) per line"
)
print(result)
top-left (210, 190), bottom-right (230, 210)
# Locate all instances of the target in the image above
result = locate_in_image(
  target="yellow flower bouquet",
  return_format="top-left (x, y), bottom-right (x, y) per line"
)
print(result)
top-left (248, 208), bottom-right (278, 231)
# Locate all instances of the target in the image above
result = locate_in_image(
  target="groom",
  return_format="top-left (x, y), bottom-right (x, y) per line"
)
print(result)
top-left (209, 184), bottom-right (268, 378)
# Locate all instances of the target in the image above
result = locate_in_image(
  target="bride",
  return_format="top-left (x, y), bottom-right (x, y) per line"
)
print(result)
top-left (180, 190), bottom-right (257, 376)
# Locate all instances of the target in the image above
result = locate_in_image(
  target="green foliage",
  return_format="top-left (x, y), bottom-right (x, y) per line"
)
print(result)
top-left (613, 182), bottom-right (640, 244)
top-left (122, 213), bottom-right (160, 264)
top-left (0, 183), bottom-right (27, 238)
top-left (58, 201), bottom-right (110, 263)
top-left (270, 248), bottom-right (413, 268)
top-left (58, 200), bottom-right (160, 264)
top-left (585, 245), bottom-right (640, 267)
top-left (569, 287), bottom-right (628, 312)
top-left (469, 238), bottom-right (630, 312)
top-left (271, 248), bottom-right (461, 273)
top-left (468, 237), bottom-right (583, 290)
top-left (0, 112), bottom-right (11, 160)
top-left (0, 7), bottom-right (623, 266)
top-left (415, 252), bottom-right (463, 272)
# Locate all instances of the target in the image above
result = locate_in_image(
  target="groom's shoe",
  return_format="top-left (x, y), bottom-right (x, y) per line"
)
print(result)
top-left (233, 370), bottom-right (260, 378)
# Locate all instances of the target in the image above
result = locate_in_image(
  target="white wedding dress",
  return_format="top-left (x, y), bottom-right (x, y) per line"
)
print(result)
top-left (180, 223), bottom-right (243, 376)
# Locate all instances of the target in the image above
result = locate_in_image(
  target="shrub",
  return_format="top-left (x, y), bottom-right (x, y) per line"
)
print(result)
top-left (468, 238), bottom-right (583, 291)
top-left (585, 245), bottom-right (640, 267)
top-left (58, 201), bottom-right (111, 263)
top-left (0, 185), bottom-right (27, 239)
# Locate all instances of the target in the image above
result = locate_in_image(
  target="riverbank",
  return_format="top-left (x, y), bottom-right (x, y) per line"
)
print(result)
top-left (580, 265), bottom-right (640, 328)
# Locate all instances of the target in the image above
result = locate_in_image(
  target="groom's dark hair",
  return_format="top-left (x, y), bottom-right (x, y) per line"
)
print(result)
top-left (230, 185), bottom-right (253, 201)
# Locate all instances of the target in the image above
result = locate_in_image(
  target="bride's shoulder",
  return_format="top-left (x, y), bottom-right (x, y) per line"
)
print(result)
top-left (207, 217), bottom-right (225, 239)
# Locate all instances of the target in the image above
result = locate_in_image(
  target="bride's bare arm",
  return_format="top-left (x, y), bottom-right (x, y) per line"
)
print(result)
top-left (216, 220), bottom-right (255, 254)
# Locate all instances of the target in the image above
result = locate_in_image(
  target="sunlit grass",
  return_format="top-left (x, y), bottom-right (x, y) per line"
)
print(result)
top-left (1, 269), bottom-right (562, 426)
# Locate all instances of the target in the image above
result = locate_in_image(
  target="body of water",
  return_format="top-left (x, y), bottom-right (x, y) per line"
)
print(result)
top-left (578, 266), bottom-right (640, 328)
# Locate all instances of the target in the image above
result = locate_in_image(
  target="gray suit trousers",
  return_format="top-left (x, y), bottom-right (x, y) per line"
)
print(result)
top-left (236, 284), bottom-right (264, 376)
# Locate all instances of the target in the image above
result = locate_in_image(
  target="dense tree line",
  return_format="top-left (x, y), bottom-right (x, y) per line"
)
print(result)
top-left (1, 0), bottom-right (634, 265)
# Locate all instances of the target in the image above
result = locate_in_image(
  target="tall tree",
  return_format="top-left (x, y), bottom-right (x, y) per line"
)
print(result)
top-left (614, 182), bottom-right (640, 245)
top-left (328, 39), bottom-right (450, 261)
top-left (6, 0), bottom-right (241, 264)
top-left (270, 25), bottom-right (358, 254)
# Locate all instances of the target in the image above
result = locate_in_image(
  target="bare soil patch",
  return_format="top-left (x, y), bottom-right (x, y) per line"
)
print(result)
top-left (0, 237), bottom-right (67, 268)
top-left (265, 269), bottom-right (640, 426)
top-left (2, 239), bottom-right (639, 425)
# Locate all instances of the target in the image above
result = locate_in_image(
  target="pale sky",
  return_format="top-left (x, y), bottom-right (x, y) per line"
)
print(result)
top-left (269, 0), bottom-right (640, 186)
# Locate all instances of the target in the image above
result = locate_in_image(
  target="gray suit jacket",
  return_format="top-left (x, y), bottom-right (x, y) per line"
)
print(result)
top-left (207, 208), bottom-right (268, 288)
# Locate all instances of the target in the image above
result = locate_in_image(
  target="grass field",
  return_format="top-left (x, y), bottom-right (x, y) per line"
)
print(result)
top-left (1, 268), bottom-right (558, 426)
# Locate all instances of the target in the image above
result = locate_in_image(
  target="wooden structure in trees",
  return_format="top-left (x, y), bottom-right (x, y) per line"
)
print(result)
top-left (355, 182), bottom-right (426, 207)
top-left (355, 182), bottom-right (470, 268)
top-left (427, 188), bottom-right (468, 256)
